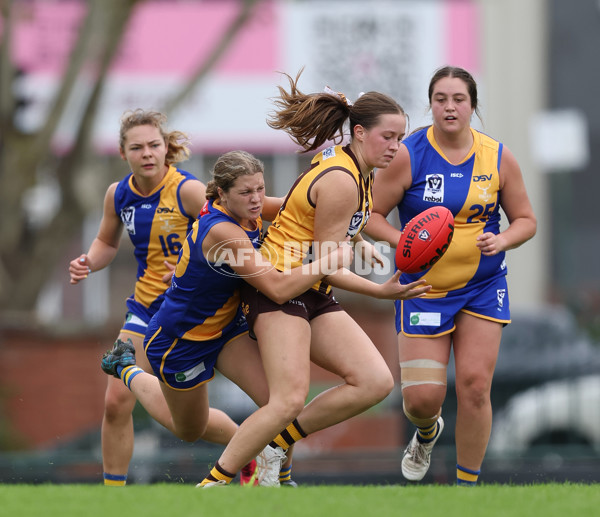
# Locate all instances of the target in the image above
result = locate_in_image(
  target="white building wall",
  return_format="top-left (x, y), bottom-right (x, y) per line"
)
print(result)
top-left (481, 0), bottom-right (549, 308)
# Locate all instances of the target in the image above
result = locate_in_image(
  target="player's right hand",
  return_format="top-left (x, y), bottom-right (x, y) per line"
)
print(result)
top-left (69, 254), bottom-right (91, 285)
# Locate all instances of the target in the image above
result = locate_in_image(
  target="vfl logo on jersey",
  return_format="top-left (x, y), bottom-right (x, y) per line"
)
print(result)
top-left (347, 210), bottom-right (369, 238)
top-left (423, 174), bottom-right (444, 203)
top-left (120, 207), bottom-right (136, 235)
top-left (322, 146), bottom-right (336, 160)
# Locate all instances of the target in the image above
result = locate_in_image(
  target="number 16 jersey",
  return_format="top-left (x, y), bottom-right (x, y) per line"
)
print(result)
top-left (114, 165), bottom-right (199, 315)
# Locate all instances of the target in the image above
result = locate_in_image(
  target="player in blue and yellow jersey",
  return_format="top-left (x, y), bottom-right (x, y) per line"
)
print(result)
top-left (69, 111), bottom-right (257, 486)
top-left (98, 150), bottom-right (353, 487)
top-left (197, 71), bottom-right (431, 488)
top-left (366, 66), bottom-right (537, 486)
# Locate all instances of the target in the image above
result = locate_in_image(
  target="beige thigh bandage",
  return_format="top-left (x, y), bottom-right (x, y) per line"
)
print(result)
top-left (400, 358), bottom-right (447, 390)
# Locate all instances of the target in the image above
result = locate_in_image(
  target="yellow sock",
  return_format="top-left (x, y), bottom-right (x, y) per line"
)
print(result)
top-left (417, 420), bottom-right (439, 442)
top-left (279, 464), bottom-right (292, 483)
top-left (456, 464), bottom-right (480, 486)
top-left (198, 462), bottom-right (234, 486)
top-left (103, 473), bottom-right (127, 486)
top-left (271, 419), bottom-right (307, 450)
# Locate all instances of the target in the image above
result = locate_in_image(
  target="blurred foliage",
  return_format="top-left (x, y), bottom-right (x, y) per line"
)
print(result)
top-left (0, 0), bottom-right (262, 318)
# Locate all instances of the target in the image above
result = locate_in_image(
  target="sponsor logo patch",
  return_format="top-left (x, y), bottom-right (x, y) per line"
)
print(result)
top-left (175, 362), bottom-right (206, 383)
top-left (409, 312), bottom-right (441, 326)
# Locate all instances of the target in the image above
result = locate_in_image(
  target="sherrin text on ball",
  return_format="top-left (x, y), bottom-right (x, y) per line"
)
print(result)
top-left (395, 206), bottom-right (454, 273)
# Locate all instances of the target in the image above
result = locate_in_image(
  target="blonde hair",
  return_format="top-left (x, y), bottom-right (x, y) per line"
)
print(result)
top-left (205, 150), bottom-right (264, 200)
top-left (119, 109), bottom-right (191, 165)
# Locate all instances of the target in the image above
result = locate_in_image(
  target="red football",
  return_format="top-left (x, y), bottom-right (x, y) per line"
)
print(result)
top-left (395, 206), bottom-right (454, 274)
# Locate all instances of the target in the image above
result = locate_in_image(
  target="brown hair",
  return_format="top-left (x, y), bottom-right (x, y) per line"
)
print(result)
top-left (119, 109), bottom-right (191, 165)
top-left (267, 69), bottom-right (405, 153)
top-left (428, 66), bottom-right (482, 120)
top-left (205, 150), bottom-right (264, 200)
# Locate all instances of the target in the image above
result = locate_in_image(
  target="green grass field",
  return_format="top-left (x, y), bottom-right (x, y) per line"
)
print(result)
top-left (1, 483), bottom-right (598, 517)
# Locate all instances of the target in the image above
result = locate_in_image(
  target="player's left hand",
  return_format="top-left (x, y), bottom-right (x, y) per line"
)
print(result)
top-left (377, 271), bottom-right (431, 300)
top-left (476, 232), bottom-right (505, 256)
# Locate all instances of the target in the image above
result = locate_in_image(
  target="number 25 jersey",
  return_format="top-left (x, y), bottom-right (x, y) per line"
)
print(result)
top-left (397, 126), bottom-right (506, 295)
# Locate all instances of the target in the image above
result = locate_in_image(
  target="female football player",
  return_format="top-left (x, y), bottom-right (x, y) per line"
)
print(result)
top-left (366, 66), bottom-right (536, 485)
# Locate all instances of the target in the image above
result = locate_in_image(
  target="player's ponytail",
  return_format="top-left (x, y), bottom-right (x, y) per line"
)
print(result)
top-left (268, 69), bottom-right (405, 152)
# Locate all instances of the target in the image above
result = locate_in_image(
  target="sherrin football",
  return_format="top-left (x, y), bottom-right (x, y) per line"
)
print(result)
top-left (395, 206), bottom-right (454, 274)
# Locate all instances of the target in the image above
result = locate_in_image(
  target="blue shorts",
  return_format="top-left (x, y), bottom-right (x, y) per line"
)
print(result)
top-left (121, 313), bottom-right (150, 337)
top-left (144, 308), bottom-right (249, 390)
top-left (396, 275), bottom-right (511, 337)
top-left (122, 298), bottom-right (156, 337)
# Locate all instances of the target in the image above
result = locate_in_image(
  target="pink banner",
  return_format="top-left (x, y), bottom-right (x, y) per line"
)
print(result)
top-left (8, 0), bottom-right (279, 77)
top-left (444, 0), bottom-right (480, 74)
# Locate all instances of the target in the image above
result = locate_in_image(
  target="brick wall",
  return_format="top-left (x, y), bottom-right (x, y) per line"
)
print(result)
top-left (0, 328), bottom-right (113, 449)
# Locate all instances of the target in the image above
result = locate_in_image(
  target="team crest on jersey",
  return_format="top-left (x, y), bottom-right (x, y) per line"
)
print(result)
top-left (423, 174), bottom-right (444, 203)
top-left (120, 207), bottom-right (136, 235)
top-left (322, 146), bottom-right (336, 160)
top-left (347, 210), bottom-right (369, 237)
top-left (159, 214), bottom-right (176, 233)
top-left (476, 182), bottom-right (492, 202)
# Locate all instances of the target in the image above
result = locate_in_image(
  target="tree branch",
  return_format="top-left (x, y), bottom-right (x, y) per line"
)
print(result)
top-left (162, 0), bottom-right (263, 114)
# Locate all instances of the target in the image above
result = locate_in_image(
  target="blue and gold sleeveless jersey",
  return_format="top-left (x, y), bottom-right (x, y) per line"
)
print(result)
top-left (154, 199), bottom-right (262, 341)
top-left (397, 126), bottom-right (506, 295)
top-left (114, 165), bottom-right (199, 314)
top-left (263, 144), bottom-right (372, 293)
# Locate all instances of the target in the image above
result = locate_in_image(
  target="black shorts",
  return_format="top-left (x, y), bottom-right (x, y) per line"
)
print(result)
top-left (240, 282), bottom-right (343, 337)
